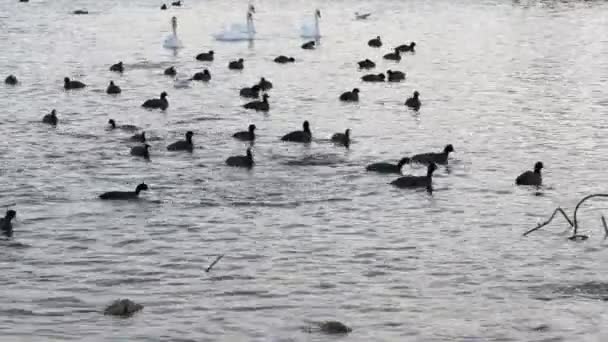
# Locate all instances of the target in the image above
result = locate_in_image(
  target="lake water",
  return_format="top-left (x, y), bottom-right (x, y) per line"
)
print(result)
top-left (1, 0), bottom-right (608, 340)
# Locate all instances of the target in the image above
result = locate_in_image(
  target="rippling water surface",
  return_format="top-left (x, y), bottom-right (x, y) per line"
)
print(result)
top-left (1, 0), bottom-right (608, 340)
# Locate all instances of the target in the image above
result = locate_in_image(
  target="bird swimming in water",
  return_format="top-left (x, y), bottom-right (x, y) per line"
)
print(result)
top-left (73, 10), bottom-right (88, 15)
top-left (164, 66), bottom-right (177, 76)
top-left (191, 69), bottom-right (211, 82)
top-left (233, 124), bottom-right (256, 142)
top-left (142, 92), bottom-right (168, 110)
top-left (411, 144), bottom-right (454, 165)
top-left (387, 70), bottom-right (405, 82)
top-left (391, 162), bottom-right (437, 191)
top-left (257, 77), bottom-right (273, 91)
top-left (361, 73), bottom-right (385, 82)
top-left (355, 12), bottom-right (371, 20)
top-left (171, 0), bottom-right (181, 6)
top-left (5, 75), bottom-right (18, 85)
top-left (243, 94), bottom-right (269, 112)
top-left (331, 129), bottom-right (350, 147)
top-left (301, 41), bottom-right (315, 50)
top-left (281, 121), bottom-right (312, 143)
top-left (396, 42), bottom-right (416, 53)
top-left (109, 61), bottom-right (124, 73)
top-left (366, 157), bottom-right (411, 174)
top-left (228, 59), bottom-right (244, 70)
top-left (196, 51), bottom-right (214, 61)
top-left (167, 131), bottom-right (194, 151)
top-left (0, 210), bottom-right (16, 238)
top-left (42, 109), bottom-right (58, 125)
top-left (516, 162), bottom-right (543, 186)
top-left (99, 183), bottom-right (149, 200)
top-left (161, 4), bottom-right (167, 10)
top-left (130, 131), bottom-right (146, 143)
top-left (240, 84), bottom-right (261, 98)
top-left (368, 36), bottom-right (382, 47)
top-left (339, 88), bottom-right (359, 102)
top-left (106, 81), bottom-right (121, 94)
top-left (357, 59), bottom-right (375, 69)
top-left (108, 119), bottom-right (138, 132)
top-left (226, 148), bottom-right (254, 168)
top-left (64, 77), bottom-right (86, 90)
top-left (383, 48), bottom-right (401, 61)
top-left (130, 144), bottom-right (150, 159)
top-left (404, 91), bottom-right (421, 110)
top-left (274, 56), bottom-right (295, 64)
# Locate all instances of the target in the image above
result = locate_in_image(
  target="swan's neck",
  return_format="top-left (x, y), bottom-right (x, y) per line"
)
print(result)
top-left (247, 14), bottom-right (255, 36)
top-left (314, 14), bottom-right (319, 36)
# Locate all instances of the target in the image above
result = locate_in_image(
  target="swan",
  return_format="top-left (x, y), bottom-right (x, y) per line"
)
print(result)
top-left (163, 16), bottom-right (183, 49)
top-left (300, 9), bottom-right (321, 39)
top-left (213, 6), bottom-right (256, 42)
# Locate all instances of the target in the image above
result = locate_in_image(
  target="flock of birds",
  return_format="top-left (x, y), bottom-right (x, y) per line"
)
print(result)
top-left (1, 2), bottom-right (545, 239)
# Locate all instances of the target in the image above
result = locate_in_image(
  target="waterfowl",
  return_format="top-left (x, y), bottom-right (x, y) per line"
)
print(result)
top-left (243, 94), bottom-right (269, 111)
top-left (331, 129), bottom-right (350, 147)
top-left (391, 162), bottom-right (437, 190)
top-left (368, 36), bottom-right (382, 47)
top-left (130, 131), bottom-right (146, 143)
top-left (0, 210), bottom-right (16, 238)
top-left (106, 81), bottom-right (121, 94)
top-left (161, 4), bottom-right (167, 10)
top-left (355, 12), bottom-right (371, 20)
top-left (361, 73), bottom-right (385, 82)
top-left (233, 124), bottom-right (256, 141)
top-left (257, 77), bottom-right (273, 91)
top-left (73, 10), bottom-right (88, 15)
top-left (301, 41), bottom-right (315, 50)
top-left (5, 75), bottom-right (18, 85)
top-left (164, 66), bottom-right (177, 76)
top-left (274, 56), bottom-right (295, 64)
top-left (411, 144), bottom-right (454, 165)
top-left (42, 109), bottom-right (58, 125)
top-left (108, 119), bottom-right (138, 132)
top-left (366, 157), bottom-right (411, 174)
top-left (142, 92), bottom-right (168, 110)
top-left (240, 84), bottom-right (261, 98)
top-left (404, 91), bottom-right (421, 110)
top-left (191, 69), bottom-right (211, 82)
top-left (387, 70), bottom-right (405, 82)
top-left (339, 88), bottom-right (359, 102)
top-left (396, 42), bottom-right (416, 53)
top-left (196, 50), bottom-right (214, 61)
top-left (516, 162), bottom-right (543, 186)
top-left (320, 321), bottom-right (352, 335)
top-left (226, 148), bottom-right (254, 168)
top-left (383, 48), bottom-right (401, 61)
top-left (357, 59), bottom-right (375, 69)
top-left (171, 0), bottom-right (181, 6)
top-left (167, 131), bottom-right (194, 151)
top-left (64, 77), bottom-right (86, 90)
top-left (130, 144), bottom-right (150, 159)
top-left (228, 59), bottom-right (244, 70)
top-left (99, 183), bottom-right (149, 200)
top-left (109, 61), bottom-right (124, 73)
top-left (281, 121), bottom-right (312, 143)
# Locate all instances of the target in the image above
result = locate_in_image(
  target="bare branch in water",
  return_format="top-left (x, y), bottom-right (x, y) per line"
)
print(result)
top-left (602, 216), bottom-right (608, 240)
top-left (205, 255), bottom-right (224, 273)
top-left (523, 208), bottom-right (573, 236)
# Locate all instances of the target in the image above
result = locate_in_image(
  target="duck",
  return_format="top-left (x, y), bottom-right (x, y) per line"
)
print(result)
top-left (5, 75), bottom-right (18, 85)
top-left (42, 109), bottom-right (58, 125)
top-left (404, 91), bottom-right (421, 110)
top-left (73, 10), bottom-right (88, 15)
top-left (108, 119), bottom-right (138, 132)
top-left (233, 124), bottom-right (256, 142)
top-left (228, 59), bottom-right (244, 70)
top-left (396, 42), bottom-right (416, 53)
top-left (281, 121), bottom-right (312, 143)
top-left (387, 70), bottom-right (405, 82)
top-left (109, 61), bottom-right (124, 73)
top-left (226, 148), bottom-right (254, 168)
top-left (195, 50), bottom-right (214, 61)
top-left (130, 131), bottom-right (146, 143)
top-left (130, 144), bottom-right (150, 159)
top-left (339, 88), bottom-right (359, 102)
top-left (516, 162), bottom-right (543, 186)
top-left (142, 92), bottom-right (168, 110)
top-left (0, 210), bottom-right (16, 238)
top-left (357, 59), bottom-right (375, 69)
top-left (167, 131), bottom-right (194, 151)
top-left (191, 69), bottom-right (211, 82)
top-left (243, 94), bottom-right (269, 112)
top-left (411, 144), bottom-right (454, 165)
top-left (240, 84), bottom-right (261, 98)
top-left (164, 66), bottom-right (177, 76)
top-left (257, 77), bottom-right (273, 91)
top-left (391, 162), bottom-right (437, 190)
top-left (64, 77), bottom-right (86, 90)
top-left (368, 36), bottom-right (382, 47)
top-left (355, 12), bottom-right (371, 20)
top-left (171, 0), bottom-right (181, 6)
top-left (366, 157), bottom-right (411, 174)
top-left (274, 56), bottom-right (295, 64)
top-left (361, 73), bottom-right (385, 82)
top-left (383, 48), bottom-right (401, 61)
top-left (99, 183), bottom-right (149, 200)
top-left (331, 129), bottom-right (350, 147)
top-left (301, 41), bottom-right (315, 50)
top-left (106, 81), bottom-right (121, 94)
top-left (161, 4), bottom-right (167, 10)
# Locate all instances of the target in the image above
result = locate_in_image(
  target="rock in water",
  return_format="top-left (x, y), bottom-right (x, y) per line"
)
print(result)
top-left (104, 299), bottom-right (143, 317)
top-left (320, 321), bottom-right (352, 334)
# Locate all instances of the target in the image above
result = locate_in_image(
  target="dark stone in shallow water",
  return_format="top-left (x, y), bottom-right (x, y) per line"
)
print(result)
top-left (319, 321), bottom-right (351, 334)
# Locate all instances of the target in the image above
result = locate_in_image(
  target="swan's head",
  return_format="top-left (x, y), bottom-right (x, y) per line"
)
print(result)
top-left (171, 16), bottom-right (177, 30)
top-left (249, 4), bottom-right (255, 13)
top-left (315, 9), bottom-right (321, 18)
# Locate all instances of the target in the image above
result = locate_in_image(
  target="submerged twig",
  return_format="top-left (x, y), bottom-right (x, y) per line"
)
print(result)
top-left (205, 254), bottom-right (224, 273)
top-left (523, 207), bottom-right (573, 236)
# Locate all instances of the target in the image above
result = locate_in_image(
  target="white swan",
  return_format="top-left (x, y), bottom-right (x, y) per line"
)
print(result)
top-left (213, 5), bottom-right (256, 42)
top-left (300, 9), bottom-right (321, 39)
top-left (163, 16), bottom-right (183, 49)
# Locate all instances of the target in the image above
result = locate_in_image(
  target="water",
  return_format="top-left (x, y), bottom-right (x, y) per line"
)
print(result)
top-left (1, 0), bottom-right (608, 340)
